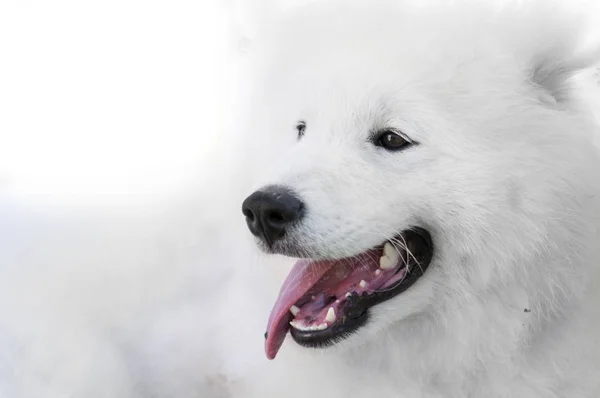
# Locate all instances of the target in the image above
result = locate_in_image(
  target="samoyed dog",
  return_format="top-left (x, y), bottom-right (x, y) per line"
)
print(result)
top-left (1, 0), bottom-right (599, 397)
top-left (231, 0), bottom-right (600, 397)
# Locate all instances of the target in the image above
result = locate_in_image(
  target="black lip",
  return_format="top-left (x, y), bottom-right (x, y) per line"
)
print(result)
top-left (290, 227), bottom-right (434, 348)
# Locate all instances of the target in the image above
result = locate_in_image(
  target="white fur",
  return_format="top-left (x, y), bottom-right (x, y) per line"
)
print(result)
top-left (229, 0), bottom-right (600, 397)
top-left (1, 1), bottom-right (599, 397)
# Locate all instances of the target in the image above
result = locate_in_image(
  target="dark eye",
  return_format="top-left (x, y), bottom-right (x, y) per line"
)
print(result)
top-left (296, 121), bottom-right (306, 139)
top-left (375, 130), bottom-right (412, 151)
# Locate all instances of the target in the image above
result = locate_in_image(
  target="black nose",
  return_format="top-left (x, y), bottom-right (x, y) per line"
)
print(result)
top-left (241, 186), bottom-right (305, 246)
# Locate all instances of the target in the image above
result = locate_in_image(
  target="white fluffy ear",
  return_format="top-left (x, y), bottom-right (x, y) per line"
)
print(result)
top-left (531, 44), bottom-right (600, 104)
top-left (521, 1), bottom-right (600, 104)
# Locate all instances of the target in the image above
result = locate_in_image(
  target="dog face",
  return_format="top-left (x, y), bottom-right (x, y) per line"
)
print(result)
top-left (238, 0), bottom-right (600, 359)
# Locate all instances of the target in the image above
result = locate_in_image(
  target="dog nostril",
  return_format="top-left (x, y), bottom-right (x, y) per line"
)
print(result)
top-left (243, 208), bottom-right (255, 222)
top-left (266, 210), bottom-right (286, 224)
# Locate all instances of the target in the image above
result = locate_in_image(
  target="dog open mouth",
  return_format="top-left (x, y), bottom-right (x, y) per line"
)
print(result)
top-left (265, 228), bottom-right (433, 359)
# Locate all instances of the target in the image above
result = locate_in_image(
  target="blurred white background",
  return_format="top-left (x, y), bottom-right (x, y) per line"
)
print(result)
top-left (0, 0), bottom-right (235, 206)
top-left (0, 5), bottom-right (250, 396)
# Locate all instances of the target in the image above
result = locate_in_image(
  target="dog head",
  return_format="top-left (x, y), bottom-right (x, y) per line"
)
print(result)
top-left (237, 0), bottom-right (600, 361)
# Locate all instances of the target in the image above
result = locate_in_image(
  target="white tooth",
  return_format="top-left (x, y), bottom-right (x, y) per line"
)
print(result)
top-left (383, 242), bottom-right (401, 267)
top-left (375, 269), bottom-right (382, 276)
top-left (359, 280), bottom-right (368, 289)
top-left (326, 307), bottom-right (336, 323)
top-left (383, 242), bottom-right (396, 257)
top-left (345, 292), bottom-right (352, 298)
top-left (389, 247), bottom-right (400, 262)
top-left (291, 321), bottom-right (316, 332)
top-left (379, 255), bottom-right (395, 270)
top-left (317, 323), bottom-right (328, 330)
top-left (290, 305), bottom-right (300, 317)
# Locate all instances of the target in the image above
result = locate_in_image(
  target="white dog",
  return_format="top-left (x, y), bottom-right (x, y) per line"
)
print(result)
top-left (1, 1), bottom-right (599, 397)
top-left (230, 0), bottom-right (600, 397)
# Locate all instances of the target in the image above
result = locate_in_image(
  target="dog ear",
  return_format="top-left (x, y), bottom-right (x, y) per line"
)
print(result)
top-left (530, 45), bottom-right (600, 105)
top-left (519, 1), bottom-right (600, 105)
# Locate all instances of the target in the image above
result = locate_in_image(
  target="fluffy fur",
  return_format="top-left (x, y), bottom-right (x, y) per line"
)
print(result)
top-left (228, 0), bottom-right (600, 396)
top-left (0, 1), bottom-right (599, 397)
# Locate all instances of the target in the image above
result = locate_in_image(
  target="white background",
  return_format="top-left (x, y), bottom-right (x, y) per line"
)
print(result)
top-left (0, 0), bottom-right (234, 205)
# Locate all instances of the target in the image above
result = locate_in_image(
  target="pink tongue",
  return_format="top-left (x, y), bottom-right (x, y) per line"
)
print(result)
top-left (265, 258), bottom-right (337, 360)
